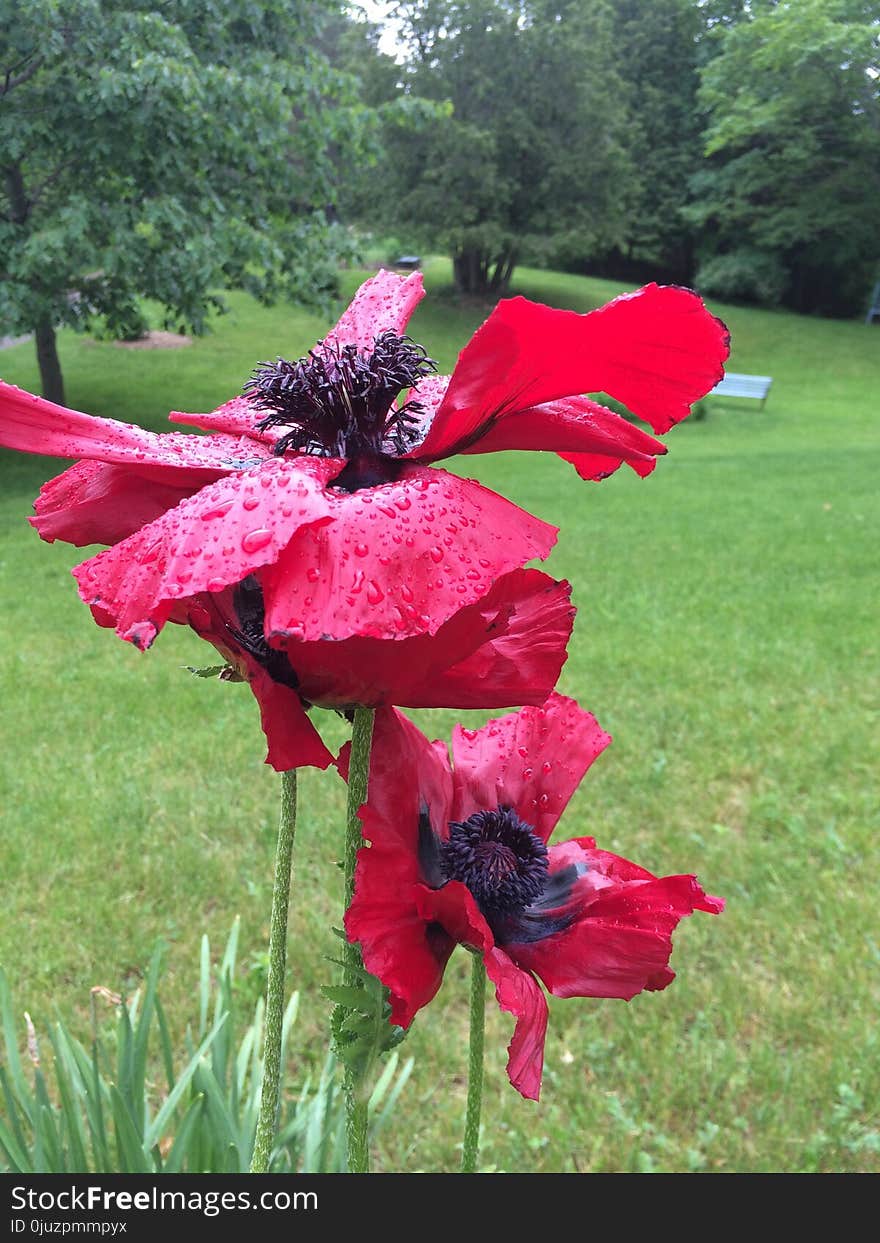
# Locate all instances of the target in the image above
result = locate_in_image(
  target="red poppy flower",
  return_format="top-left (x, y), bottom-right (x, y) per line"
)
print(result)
top-left (344, 694), bottom-right (724, 1100)
top-left (0, 270), bottom-right (726, 767)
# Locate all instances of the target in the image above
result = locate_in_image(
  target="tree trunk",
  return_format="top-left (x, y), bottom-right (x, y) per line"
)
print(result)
top-left (453, 246), bottom-right (516, 296)
top-left (35, 316), bottom-right (65, 405)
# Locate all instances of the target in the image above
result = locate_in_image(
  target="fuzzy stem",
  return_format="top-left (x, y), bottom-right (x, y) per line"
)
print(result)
top-left (461, 952), bottom-right (486, 1173)
top-left (343, 706), bottom-right (376, 1173)
top-left (250, 768), bottom-right (297, 1173)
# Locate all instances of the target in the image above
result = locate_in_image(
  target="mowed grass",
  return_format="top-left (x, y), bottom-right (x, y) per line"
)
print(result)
top-left (1, 260), bottom-right (878, 1172)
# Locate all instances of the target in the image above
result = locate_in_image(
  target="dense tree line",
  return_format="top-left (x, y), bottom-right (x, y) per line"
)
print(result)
top-left (340, 0), bottom-right (880, 316)
top-left (2, 0), bottom-right (877, 401)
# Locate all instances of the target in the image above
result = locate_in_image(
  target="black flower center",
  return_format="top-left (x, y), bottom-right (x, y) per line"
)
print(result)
top-left (244, 331), bottom-right (437, 461)
top-left (441, 806), bottom-right (549, 918)
top-left (227, 577), bottom-right (299, 690)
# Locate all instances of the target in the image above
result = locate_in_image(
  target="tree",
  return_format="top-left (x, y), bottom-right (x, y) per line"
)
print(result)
top-left (0, 1), bottom-right (367, 402)
top-left (591, 0), bottom-right (706, 285)
top-left (688, 0), bottom-right (880, 315)
top-left (356, 0), bottom-right (636, 295)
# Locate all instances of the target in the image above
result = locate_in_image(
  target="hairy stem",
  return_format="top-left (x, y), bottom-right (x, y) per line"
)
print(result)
top-left (343, 706), bottom-right (376, 1174)
top-left (250, 768), bottom-right (297, 1173)
top-left (461, 952), bottom-right (486, 1173)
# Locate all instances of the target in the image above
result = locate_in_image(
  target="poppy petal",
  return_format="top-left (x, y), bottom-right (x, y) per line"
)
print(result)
top-left (169, 395), bottom-right (274, 443)
top-left (0, 380), bottom-right (249, 479)
top-left (414, 284), bottom-right (729, 459)
top-left (483, 947), bottom-right (549, 1101)
top-left (71, 458), bottom-right (337, 646)
top-left (346, 869), bottom-right (455, 1029)
top-left (415, 878), bottom-right (494, 955)
top-left (400, 570), bottom-right (574, 710)
top-left (451, 396), bottom-right (666, 481)
top-left (286, 569), bottom-right (572, 712)
top-left (338, 705), bottom-right (454, 854)
top-left (509, 841), bottom-right (724, 1000)
top-left (247, 669), bottom-right (336, 771)
top-left (30, 461), bottom-right (199, 547)
top-left (261, 465), bottom-right (557, 643)
top-left (450, 693), bottom-right (611, 841)
top-left (323, 269), bottom-right (425, 352)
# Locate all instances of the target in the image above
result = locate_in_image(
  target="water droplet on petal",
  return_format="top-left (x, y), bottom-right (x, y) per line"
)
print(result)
top-left (242, 528), bottom-right (272, 553)
top-left (243, 496), bottom-right (260, 511)
top-left (355, 543), bottom-right (369, 557)
top-left (206, 576), bottom-right (227, 592)
top-left (542, 761), bottom-right (553, 775)
top-left (429, 546), bottom-right (443, 563)
top-left (307, 567), bottom-right (321, 582)
top-left (366, 581), bottom-right (384, 605)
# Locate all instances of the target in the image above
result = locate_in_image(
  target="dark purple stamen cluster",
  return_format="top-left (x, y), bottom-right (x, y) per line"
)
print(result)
top-left (442, 806), bottom-right (549, 917)
top-left (228, 577), bottom-right (299, 691)
top-left (244, 331), bottom-right (437, 459)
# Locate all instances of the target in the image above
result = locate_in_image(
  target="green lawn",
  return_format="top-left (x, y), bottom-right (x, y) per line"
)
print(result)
top-left (1, 261), bottom-right (878, 1172)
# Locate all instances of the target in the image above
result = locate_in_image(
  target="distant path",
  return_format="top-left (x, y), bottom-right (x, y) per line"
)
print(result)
top-left (0, 333), bottom-right (31, 349)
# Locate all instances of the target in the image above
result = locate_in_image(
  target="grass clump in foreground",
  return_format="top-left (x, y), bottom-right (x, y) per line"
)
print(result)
top-left (0, 261), bottom-right (878, 1172)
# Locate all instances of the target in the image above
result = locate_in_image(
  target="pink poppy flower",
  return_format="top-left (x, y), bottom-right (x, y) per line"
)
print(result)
top-left (344, 695), bottom-right (724, 1100)
top-left (0, 271), bottom-right (727, 767)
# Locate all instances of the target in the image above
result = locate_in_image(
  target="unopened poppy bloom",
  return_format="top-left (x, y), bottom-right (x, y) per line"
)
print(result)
top-left (0, 270), bottom-right (726, 765)
top-left (344, 695), bottom-right (724, 1099)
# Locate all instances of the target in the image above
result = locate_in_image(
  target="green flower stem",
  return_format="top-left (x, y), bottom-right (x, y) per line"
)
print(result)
top-left (461, 952), bottom-right (486, 1173)
top-left (250, 768), bottom-right (297, 1174)
top-left (343, 705), bottom-right (376, 1174)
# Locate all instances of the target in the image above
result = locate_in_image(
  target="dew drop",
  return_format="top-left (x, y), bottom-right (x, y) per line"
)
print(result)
top-left (242, 528), bottom-right (272, 553)
top-left (542, 761), bottom-right (553, 776)
top-left (400, 584), bottom-right (414, 603)
top-left (206, 577), bottom-right (226, 592)
top-left (366, 581), bottom-right (384, 605)
top-left (306, 567), bottom-right (321, 583)
top-left (429, 546), bottom-right (443, 563)
top-left (242, 496), bottom-right (260, 511)
top-left (354, 543), bottom-right (369, 557)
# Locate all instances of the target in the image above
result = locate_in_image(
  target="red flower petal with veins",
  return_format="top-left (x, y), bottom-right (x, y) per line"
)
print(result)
top-left (450, 695), bottom-right (611, 842)
top-left (413, 284), bottom-right (729, 460)
top-left (284, 569), bottom-right (573, 712)
top-left (260, 465), bottom-right (556, 643)
top-left (72, 457), bottom-right (338, 645)
top-left (323, 269), bottom-right (425, 352)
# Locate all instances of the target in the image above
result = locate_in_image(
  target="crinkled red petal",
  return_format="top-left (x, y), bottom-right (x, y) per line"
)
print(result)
top-left (283, 569), bottom-right (572, 711)
top-left (450, 692), bottom-right (611, 842)
top-left (0, 380), bottom-right (250, 479)
top-left (346, 868), bottom-right (455, 1029)
top-left (414, 284), bottom-right (729, 459)
top-left (399, 571), bottom-right (574, 710)
top-left (458, 395), bottom-right (665, 480)
top-left (323, 269), bottom-right (425, 353)
top-left (415, 878), bottom-right (494, 955)
top-left (483, 947), bottom-right (549, 1102)
top-left (169, 395), bottom-right (276, 444)
top-left (30, 461), bottom-right (198, 547)
top-left (71, 457), bottom-right (338, 646)
top-left (509, 839), bottom-right (724, 1000)
top-left (261, 464), bottom-right (557, 643)
top-left (247, 668), bottom-right (335, 771)
top-left (338, 705), bottom-right (454, 853)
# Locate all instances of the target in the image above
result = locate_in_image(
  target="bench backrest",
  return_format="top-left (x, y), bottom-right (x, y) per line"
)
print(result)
top-left (711, 373), bottom-right (773, 399)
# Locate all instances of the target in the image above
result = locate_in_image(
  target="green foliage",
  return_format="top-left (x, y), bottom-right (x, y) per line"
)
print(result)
top-left (0, 920), bottom-right (413, 1173)
top-left (695, 248), bottom-right (788, 306)
top-left (350, 0), bottom-right (636, 293)
top-left (690, 0), bottom-right (880, 315)
top-left (0, 0), bottom-right (371, 395)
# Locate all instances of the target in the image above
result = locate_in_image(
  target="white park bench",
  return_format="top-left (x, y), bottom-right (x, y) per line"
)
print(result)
top-left (709, 372), bottom-right (773, 409)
